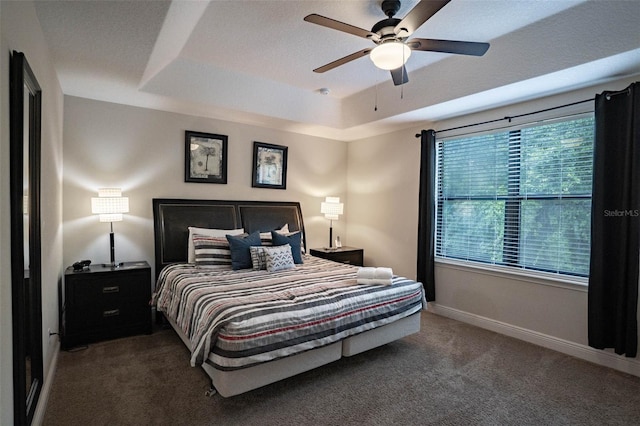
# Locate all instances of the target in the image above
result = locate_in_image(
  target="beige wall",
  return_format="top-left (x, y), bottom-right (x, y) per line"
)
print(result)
top-left (0, 1), bottom-right (65, 423)
top-left (347, 75), bottom-right (640, 376)
top-left (346, 126), bottom-right (421, 279)
top-left (62, 96), bottom-right (349, 279)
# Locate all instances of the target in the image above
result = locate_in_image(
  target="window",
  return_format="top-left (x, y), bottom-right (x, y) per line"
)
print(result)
top-left (435, 115), bottom-right (594, 277)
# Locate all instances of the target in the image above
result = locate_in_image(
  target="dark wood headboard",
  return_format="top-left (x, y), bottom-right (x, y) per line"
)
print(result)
top-left (152, 199), bottom-right (306, 276)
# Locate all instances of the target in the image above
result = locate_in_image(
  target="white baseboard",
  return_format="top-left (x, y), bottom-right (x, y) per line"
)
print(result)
top-left (32, 338), bottom-right (60, 426)
top-left (430, 303), bottom-right (640, 378)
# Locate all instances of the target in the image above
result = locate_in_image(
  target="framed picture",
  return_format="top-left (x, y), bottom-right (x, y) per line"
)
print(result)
top-left (185, 131), bottom-right (228, 184)
top-left (252, 141), bottom-right (288, 190)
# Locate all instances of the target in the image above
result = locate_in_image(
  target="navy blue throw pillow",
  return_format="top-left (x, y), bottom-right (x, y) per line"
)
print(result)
top-left (271, 231), bottom-right (303, 264)
top-left (226, 231), bottom-right (261, 270)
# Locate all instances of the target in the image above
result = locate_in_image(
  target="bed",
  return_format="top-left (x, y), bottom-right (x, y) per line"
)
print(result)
top-left (152, 198), bottom-right (425, 397)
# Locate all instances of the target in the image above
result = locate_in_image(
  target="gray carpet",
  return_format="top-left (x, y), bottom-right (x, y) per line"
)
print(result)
top-left (43, 312), bottom-right (640, 425)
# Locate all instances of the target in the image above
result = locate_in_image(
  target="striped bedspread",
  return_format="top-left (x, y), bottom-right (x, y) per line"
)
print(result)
top-left (154, 255), bottom-right (426, 370)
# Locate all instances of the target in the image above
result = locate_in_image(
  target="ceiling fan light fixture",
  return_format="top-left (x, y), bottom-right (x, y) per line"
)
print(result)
top-left (370, 41), bottom-right (411, 70)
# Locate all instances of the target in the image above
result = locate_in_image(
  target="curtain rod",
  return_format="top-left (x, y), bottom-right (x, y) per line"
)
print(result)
top-left (415, 97), bottom-right (593, 138)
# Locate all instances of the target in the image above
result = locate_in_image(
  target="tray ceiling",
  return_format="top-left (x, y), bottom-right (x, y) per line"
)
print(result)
top-left (34, 0), bottom-right (640, 140)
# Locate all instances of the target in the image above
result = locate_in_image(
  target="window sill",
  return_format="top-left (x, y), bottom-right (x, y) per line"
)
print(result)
top-left (435, 257), bottom-right (588, 293)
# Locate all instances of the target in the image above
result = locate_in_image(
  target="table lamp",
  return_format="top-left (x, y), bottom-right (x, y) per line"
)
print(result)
top-left (320, 196), bottom-right (343, 248)
top-left (91, 188), bottom-right (129, 267)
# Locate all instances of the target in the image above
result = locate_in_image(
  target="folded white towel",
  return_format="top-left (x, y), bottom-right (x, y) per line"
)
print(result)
top-left (374, 267), bottom-right (393, 280)
top-left (356, 267), bottom-right (393, 285)
top-left (356, 267), bottom-right (376, 280)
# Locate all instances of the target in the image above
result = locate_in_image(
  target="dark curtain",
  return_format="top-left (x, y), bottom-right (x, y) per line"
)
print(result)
top-left (588, 82), bottom-right (640, 357)
top-left (417, 129), bottom-right (436, 301)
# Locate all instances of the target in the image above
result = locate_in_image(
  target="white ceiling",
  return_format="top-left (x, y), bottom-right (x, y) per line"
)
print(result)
top-left (34, 0), bottom-right (640, 141)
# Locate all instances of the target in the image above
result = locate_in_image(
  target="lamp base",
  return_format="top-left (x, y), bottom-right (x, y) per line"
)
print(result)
top-left (103, 228), bottom-right (124, 268)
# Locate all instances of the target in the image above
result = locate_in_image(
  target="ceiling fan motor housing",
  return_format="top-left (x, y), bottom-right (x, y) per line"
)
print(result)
top-left (371, 18), bottom-right (402, 42)
top-left (372, 0), bottom-right (405, 43)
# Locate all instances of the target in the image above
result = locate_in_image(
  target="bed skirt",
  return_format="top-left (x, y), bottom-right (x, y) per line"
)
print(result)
top-left (167, 312), bottom-right (421, 397)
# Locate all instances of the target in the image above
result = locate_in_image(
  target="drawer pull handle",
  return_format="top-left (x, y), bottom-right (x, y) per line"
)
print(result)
top-left (103, 286), bottom-right (120, 293)
top-left (103, 309), bottom-right (120, 317)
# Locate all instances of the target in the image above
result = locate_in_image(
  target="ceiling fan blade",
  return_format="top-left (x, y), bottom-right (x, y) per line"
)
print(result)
top-left (304, 14), bottom-right (378, 40)
top-left (407, 38), bottom-right (490, 56)
top-left (313, 48), bottom-right (372, 73)
top-left (390, 66), bottom-right (409, 86)
top-left (394, 0), bottom-right (450, 36)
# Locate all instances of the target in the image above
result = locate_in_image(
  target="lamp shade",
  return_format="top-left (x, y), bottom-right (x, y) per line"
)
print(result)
top-left (321, 196), bottom-right (344, 220)
top-left (369, 41), bottom-right (411, 70)
top-left (91, 188), bottom-right (129, 222)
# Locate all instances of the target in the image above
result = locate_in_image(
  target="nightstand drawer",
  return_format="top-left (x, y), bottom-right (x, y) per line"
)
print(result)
top-left (324, 250), bottom-right (361, 265)
top-left (310, 247), bottom-right (364, 266)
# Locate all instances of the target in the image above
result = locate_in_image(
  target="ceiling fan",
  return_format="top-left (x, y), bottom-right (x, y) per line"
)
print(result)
top-left (304, 0), bottom-right (490, 86)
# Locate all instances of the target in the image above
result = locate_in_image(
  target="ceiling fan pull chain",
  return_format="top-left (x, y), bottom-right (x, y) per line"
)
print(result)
top-left (401, 47), bottom-right (406, 99)
top-left (374, 78), bottom-right (379, 111)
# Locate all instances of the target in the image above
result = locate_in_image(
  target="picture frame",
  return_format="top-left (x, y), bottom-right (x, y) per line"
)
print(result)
top-left (185, 130), bottom-right (228, 184)
top-left (252, 141), bottom-right (288, 190)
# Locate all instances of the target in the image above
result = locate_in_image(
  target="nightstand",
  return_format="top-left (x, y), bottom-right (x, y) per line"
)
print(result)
top-left (62, 261), bottom-right (152, 349)
top-left (310, 246), bottom-right (364, 266)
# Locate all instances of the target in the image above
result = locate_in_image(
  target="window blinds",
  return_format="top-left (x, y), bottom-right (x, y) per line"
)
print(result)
top-left (436, 115), bottom-right (594, 276)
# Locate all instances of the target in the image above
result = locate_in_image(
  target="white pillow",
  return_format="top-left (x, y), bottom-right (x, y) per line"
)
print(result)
top-left (187, 227), bottom-right (244, 263)
top-left (260, 224), bottom-right (289, 246)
